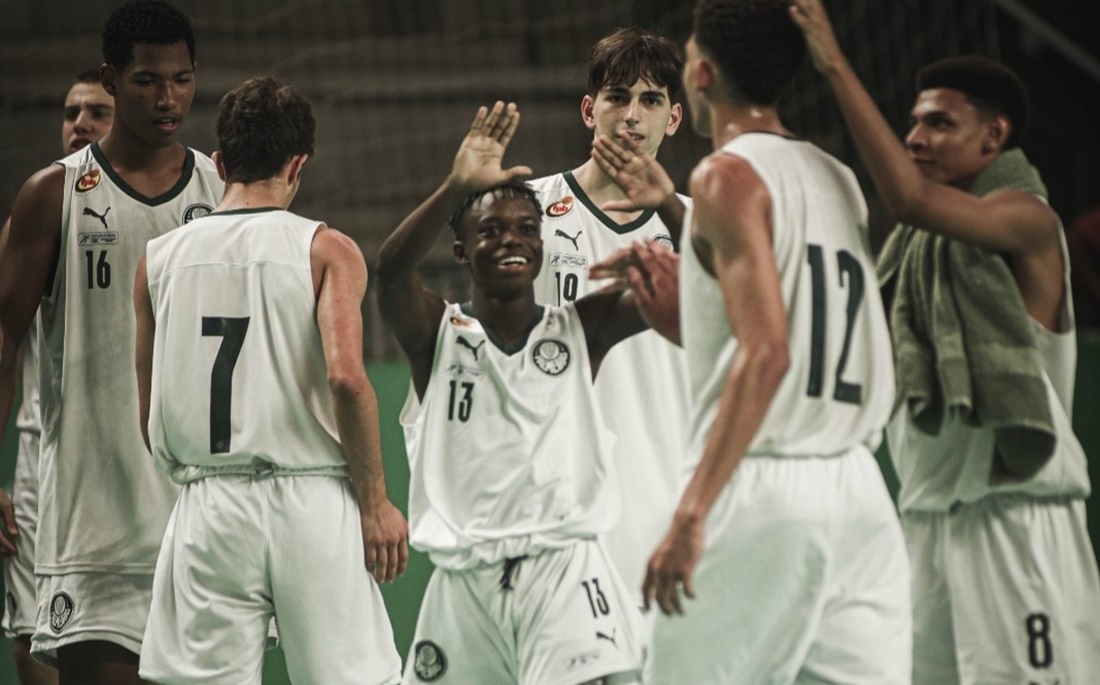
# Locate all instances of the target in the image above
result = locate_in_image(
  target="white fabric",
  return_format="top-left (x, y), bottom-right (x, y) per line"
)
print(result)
top-left (646, 448), bottom-right (911, 685)
top-left (145, 208), bottom-right (346, 481)
top-left (529, 170), bottom-right (691, 602)
top-left (35, 143), bottom-right (221, 575)
top-left (402, 539), bottom-right (644, 685)
top-left (2, 430), bottom-right (41, 638)
top-left (400, 302), bottom-right (618, 570)
top-left (904, 497), bottom-right (1100, 685)
top-left (140, 475), bottom-right (401, 685)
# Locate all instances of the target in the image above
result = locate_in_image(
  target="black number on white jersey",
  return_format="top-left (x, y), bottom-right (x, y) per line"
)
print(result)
top-left (555, 271), bottom-right (579, 304)
top-left (84, 249), bottom-right (112, 289)
top-left (202, 316), bottom-right (250, 453)
top-left (805, 244), bottom-right (865, 404)
top-left (448, 380), bottom-right (474, 422)
top-left (1025, 612), bottom-right (1054, 669)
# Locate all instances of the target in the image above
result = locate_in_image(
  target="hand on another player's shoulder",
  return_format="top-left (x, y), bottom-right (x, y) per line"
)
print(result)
top-left (359, 499), bottom-right (409, 583)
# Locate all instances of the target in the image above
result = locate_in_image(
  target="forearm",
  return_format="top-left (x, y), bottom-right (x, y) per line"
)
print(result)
top-left (820, 60), bottom-right (928, 222)
top-left (657, 194), bottom-right (687, 248)
top-left (332, 375), bottom-right (390, 511)
top-left (375, 178), bottom-right (470, 280)
top-left (676, 344), bottom-right (788, 523)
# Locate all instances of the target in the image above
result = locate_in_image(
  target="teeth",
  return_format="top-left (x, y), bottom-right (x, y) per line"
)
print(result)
top-left (499, 256), bottom-right (527, 265)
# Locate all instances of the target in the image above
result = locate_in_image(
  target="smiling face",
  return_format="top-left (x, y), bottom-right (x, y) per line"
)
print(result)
top-left (454, 193), bottom-right (544, 296)
top-left (582, 78), bottom-right (682, 156)
top-left (905, 87), bottom-right (1006, 188)
top-left (61, 80), bottom-right (114, 154)
top-left (103, 40), bottom-right (195, 149)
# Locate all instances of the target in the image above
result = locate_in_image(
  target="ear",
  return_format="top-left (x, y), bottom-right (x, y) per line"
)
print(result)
top-left (982, 114), bottom-right (1011, 155)
top-left (100, 63), bottom-right (118, 96)
top-left (581, 95), bottom-right (597, 131)
top-left (286, 153), bottom-right (309, 185)
top-left (453, 239), bottom-right (469, 264)
top-left (665, 101), bottom-right (684, 137)
top-left (212, 150), bottom-right (228, 182)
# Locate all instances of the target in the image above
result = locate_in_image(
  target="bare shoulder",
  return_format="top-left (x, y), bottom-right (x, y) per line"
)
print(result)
top-left (13, 164), bottom-right (66, 211)
top-left (311, 225), bottom-right (366, 266)
top-left (688, 152), bottom-right (770, 240)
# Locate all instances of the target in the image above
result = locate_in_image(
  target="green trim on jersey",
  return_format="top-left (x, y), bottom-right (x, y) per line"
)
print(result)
top-left (208, 207), bottom-right (284, 217)
top-left (90, 142), bottom-right (198, 207)
top-left (563, 170), bottom-right (656, 235)
top-left (459, 301), bottom-right (546, 355)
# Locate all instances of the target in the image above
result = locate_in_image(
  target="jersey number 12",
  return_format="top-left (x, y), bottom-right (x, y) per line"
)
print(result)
top-left (805, 244), bottom-right (864, 405)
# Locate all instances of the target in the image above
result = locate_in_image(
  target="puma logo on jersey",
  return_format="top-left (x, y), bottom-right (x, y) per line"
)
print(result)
top-left (456, 336), bottom-right (485, 361)
top-left (555, 228), bottom-right (582, 250)
top-left (547, 196), bottom-right (574, 217)
top-left (82, 206), bottom-right (110, 228)
top-left (596, 629), bottom-right (617, 647)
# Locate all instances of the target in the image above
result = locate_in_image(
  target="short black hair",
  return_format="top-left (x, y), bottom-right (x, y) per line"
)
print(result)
top-left (102, 0), bottom-right (195, 72)
top-left (916, 56), bottom-right (1031, 149)
top-left (693, 0), bottom-right (806, 106)
top-left (216, 77), bottom-right (315, 184)
top-left (447, 181), bottom-right (543, 236)
top-left (74, 69), bottom-right (102, 85)
top-left (587, 27), bottom-right (684, 100)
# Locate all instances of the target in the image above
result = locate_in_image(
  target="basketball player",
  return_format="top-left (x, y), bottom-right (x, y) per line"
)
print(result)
top-left (0, 68), bottom-right (114, 685)
top-left (792, 1), bottom-right (1100, 682)
top-left (376, 101), bottom-right (652, 685)
top-left (134, 76), bottom-right (405, 685)
top-left (630, 0), bottom-right (910, 681)
top-left (529, 27), bottom-right (691, 612)
top-left (0, 2), bottom-right (221, 682)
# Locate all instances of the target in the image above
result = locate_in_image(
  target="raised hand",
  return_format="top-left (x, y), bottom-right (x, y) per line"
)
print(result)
top-left (591, 240), bottom-right (682, 345)
top-left (592, 131), bottom-right (676, 212)
top-left (789, 0), bottom-right (845, 73)
top-left (449, 101), bottom-right (533, 193)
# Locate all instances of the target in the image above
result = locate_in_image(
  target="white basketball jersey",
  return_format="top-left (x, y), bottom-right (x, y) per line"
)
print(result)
top-left (529, 171), bottom-right (690, 596)
top-left (400, 302), bottom-right (618, 570)
top-left (36, 143), bottom-right (221, 574)
top-left (890, 229), bottom-right (1090, 510)
top-left (680, 133), bottom-right (894, 467)
top-left (14, 317), bottom-right (40, 435)
top-left (145, 209), bottom-right (347, 482)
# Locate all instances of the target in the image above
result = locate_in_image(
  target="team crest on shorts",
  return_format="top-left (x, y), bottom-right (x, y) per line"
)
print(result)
top-left (182, 203), bottom-right (214, 223)
top-left (413, 640), bottom-right (446, 681)
top-left (49, 591), bottom-right (75, 633)
top-left (75, 169), bottom-right (102, 193)
top-left (532, 338), bottom-right (570, 376)
top-left (547, 196), bottom-right (574, 217)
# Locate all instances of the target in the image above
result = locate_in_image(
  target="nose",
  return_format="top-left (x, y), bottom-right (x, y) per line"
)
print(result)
top-left (905, 124), bottom-right (925, 153)
top-left (624, 97), bottom-right (641, 125)
top-left (155, 81), bottom-right (176, 111)
top-left (73, 108), bottom-right (93, 133)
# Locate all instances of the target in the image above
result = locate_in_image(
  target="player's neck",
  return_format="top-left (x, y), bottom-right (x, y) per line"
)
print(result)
top-left (217, 180), bottom-right (293, 212)
top-left (97, 129), bottom-right (184, 172)
top-left (572, 159), bottom-right (644, 223)
top-left (709, 104), bottom-right (789, 149)
top-left (469, 287), bottom-right (541, 347)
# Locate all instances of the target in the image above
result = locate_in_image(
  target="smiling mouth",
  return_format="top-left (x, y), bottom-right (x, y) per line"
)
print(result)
top-left (497, 255), bottom-right (530, 267)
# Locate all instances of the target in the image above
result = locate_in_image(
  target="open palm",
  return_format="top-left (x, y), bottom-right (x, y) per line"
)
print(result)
top-left (450, 101), bottom-right (532, 191)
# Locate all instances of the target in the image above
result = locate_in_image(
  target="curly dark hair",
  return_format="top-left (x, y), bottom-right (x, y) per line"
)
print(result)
top-left (587, 27), bottom-right (684, 100)
top-left (216, 77), bottom-right (315, 184)
top-left (102, 0), bottom-right (195, 72)
top-left (916, 56), bottom-right (1031, 149)
top-left (692, 0), bottom-right (806, 106)
top-left (447, 181), bottom-right (543, 236)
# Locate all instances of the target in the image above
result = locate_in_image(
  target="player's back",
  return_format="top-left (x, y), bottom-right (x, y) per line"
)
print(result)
top-left (680, 133), bottom-right (894, 466)
top-left (145, 208), bottom-right (346, 482)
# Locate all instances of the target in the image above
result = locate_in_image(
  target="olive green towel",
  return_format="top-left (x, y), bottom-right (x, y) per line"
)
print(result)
top-left (878, 149), bottom-right (1055, 481)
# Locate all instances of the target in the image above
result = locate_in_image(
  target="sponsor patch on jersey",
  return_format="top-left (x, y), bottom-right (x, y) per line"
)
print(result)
top-left (532, 338), bottom-right (571, 376)
top-left (651, 233), bottom-right (674, 250)
top-left (74, 169), bottom-right (101, 193)
top-left (49, 591), bottom-right (75, 634)
top-left (563, 648), bottom-right (601, 671)
top-left (182, 203), bottom-right (214, 224)
top-left (547, 196), bottom-right (574, 217)
top-left (445, 362), bottom-right (483, 378)
top-left (77, 231), bottom-right (119, 245)
top-left (548, 252), bottom-right (589, 269)
top-left (413, 640), bottom-right (446, 681)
